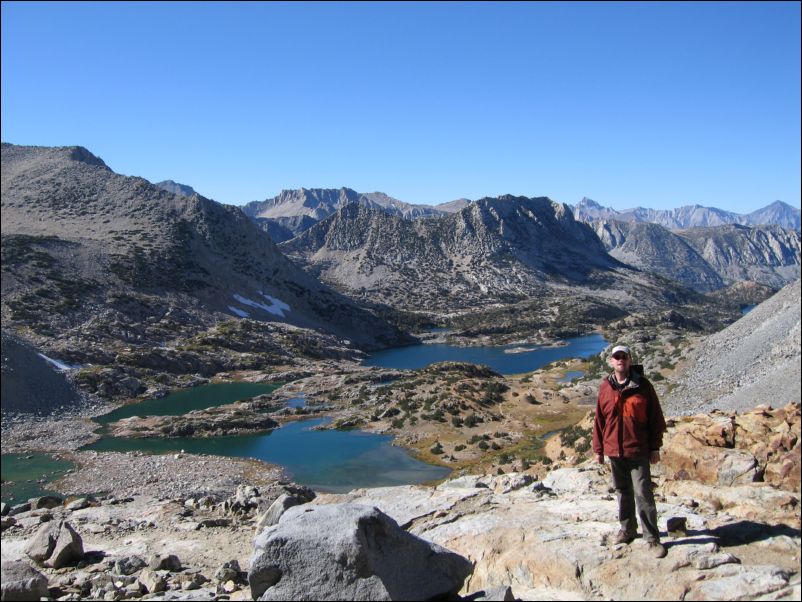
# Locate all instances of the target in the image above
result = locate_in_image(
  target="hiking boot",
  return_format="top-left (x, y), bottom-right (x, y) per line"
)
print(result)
top-left (613, 530), bottom-right (636, 545)
top-left (648, 541), bottom-right (667, 558)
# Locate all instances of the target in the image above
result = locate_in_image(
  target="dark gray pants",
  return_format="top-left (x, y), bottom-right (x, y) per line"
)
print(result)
top-left (609, 456), bottom-right (660, 543)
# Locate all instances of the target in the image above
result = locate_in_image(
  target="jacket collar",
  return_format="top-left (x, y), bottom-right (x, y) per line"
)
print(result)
top-left (607, 369), bottom-right (641, 391)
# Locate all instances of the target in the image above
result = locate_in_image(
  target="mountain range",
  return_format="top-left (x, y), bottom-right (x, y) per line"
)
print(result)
top-left (3, 142), bottom-right (798, 361)
top-left (573, 197), bottom-right (800, 230)
top-left (162, 179), bottom-right (800, 239)
top-left (235, 185), bottom-right (799, 296)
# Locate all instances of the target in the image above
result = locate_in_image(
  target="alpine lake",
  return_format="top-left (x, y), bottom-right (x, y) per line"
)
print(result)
top-left (2, 334), bottom-right (607, 502)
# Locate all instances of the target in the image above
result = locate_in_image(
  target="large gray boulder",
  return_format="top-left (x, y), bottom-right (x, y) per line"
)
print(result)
top-left (24, 519), bottom-right (83, 569)
top-left (254, 493), bottom-right (303, 531)
top-left (248, 503), bottom-right (473, 601)
top-left (0, 560), bottom-right (49, 601)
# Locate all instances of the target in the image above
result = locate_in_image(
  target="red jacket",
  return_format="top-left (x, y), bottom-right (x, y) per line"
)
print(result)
top-left (592, 371), bottom-right (666, 458)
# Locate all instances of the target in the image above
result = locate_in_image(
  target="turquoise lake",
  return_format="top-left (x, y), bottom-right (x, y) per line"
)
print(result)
top-left (363, 333), bottom-right (608, 374)
top-left (1, 453), bottom-right (74, 505)
top-left (95, 382), bottom-right (281, 424)
top-left (84, 418), bottom-right (450, 493)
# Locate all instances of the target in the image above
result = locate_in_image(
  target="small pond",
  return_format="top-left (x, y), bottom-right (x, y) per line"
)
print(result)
top-left (557, 370), bottom-right (585, 383)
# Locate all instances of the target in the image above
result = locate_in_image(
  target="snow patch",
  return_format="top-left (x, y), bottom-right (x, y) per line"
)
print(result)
top-left (228, 305), bottom-right (250, 318)
top-left (37, 353), bottom-right (81, 372)
top-left (232, 293), bottom-right (291, 317)
top-left (259, 292), bottom-right (291, 317)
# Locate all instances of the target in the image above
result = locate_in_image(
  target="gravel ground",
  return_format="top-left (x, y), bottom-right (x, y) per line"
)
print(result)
top-left (55, 451), bottom-right (286, 501)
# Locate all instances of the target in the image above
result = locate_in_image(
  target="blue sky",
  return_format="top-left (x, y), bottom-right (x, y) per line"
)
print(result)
top-left (2, 1), bottom-right (800, 213)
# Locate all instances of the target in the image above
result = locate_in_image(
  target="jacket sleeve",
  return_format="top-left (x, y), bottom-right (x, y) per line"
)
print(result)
top-left (645, 380), bottom-right (667, 451)
top-left (592, 385), bottom-right (605, 456)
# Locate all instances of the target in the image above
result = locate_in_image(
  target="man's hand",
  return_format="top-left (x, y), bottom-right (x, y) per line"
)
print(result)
top-left (649, 450), bottom-right (660, 464)
top-left (596, 454), bottom-right (604, 464)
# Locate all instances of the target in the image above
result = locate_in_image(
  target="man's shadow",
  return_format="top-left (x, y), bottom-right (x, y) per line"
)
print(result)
top-left (665, 520), bottom-right (800, 549)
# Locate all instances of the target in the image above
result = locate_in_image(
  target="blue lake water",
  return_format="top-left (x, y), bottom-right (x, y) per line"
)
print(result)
top-left (84, 418), bottom-right (450, 493)
top-left (363, 333), bottom-right (608, 374)
top-left (64, 334), bottom-right (607, 495)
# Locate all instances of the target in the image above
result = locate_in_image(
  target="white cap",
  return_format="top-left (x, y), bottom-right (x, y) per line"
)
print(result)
top-left (610, 345), bottom-right (631, 357)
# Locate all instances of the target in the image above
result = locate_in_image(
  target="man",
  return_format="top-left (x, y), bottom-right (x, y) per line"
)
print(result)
top-left (592, 344), bottom-right (668, 558)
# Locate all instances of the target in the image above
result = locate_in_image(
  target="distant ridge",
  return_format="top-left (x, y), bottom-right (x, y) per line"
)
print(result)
top-left (591, 219), bottom-right (800, 292)
top-left (241, 188), bottom-right (446, 240)
top-left (574, 197), bottom-right (801, 230)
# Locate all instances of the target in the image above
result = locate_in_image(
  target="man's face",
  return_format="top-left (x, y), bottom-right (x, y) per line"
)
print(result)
top-left (610, 352), bottom-right (631, 371)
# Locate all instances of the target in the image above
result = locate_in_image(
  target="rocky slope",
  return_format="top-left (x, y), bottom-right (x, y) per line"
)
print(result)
top-left (590, 219), bottom-right (800, 292)
top-left (664, 279), bottom-right (801, 416)
top-left (591, 219), bottom-right (726, 292)
top-left (575, 197), bottom-right (801, 230)
top-left (677, 224), bottom-right (801, 288)
top-left (1, 144), bottom-right (416, 414)
top-left (1, 143), bottom-right (409, 354)
top-left (0, 331), bottom-right (85, 414)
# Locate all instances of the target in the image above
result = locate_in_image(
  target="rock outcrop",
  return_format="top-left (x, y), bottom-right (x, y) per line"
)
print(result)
top-left (661, 403), bottom-right (801, 493)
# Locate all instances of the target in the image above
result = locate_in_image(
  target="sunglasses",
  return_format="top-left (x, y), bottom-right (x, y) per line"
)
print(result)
top-left (612, 354), bottom-right (630, 360)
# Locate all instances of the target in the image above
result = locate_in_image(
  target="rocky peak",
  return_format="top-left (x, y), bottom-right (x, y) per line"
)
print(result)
top-left (154, 180), bottom-right (197, 197)
top-left (243, 187), bottom-right (362, 221)
top-left (746, 200), bottom-right (801, 231)
top-left (577, 196), bottom-right (603, 209)
top-left (66, 146), bottom-right (108, 169)
top-left (1, 143), bottom-right (110, 175)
